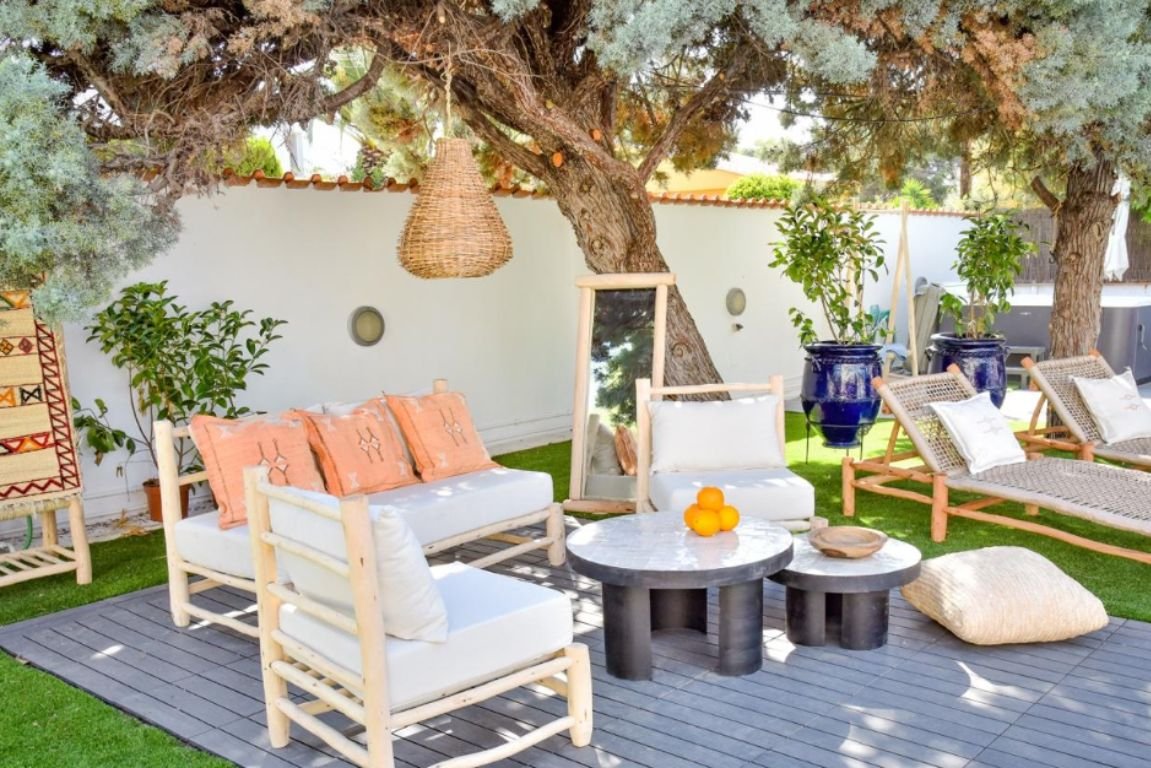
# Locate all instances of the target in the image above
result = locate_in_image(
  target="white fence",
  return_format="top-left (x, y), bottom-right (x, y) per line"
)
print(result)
top-left (27, 188), bottom-right (972, 530)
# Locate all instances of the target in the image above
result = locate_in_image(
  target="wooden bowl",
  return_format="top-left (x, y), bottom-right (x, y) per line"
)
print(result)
top-left (809, 526), bottom-right (888, 559)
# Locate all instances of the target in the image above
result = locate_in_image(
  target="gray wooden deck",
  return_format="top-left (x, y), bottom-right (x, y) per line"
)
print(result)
top-left (2, 528), bottom-right (1149, 768)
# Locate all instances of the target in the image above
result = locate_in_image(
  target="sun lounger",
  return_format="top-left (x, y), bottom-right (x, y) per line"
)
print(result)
top-left (842, 367), bottom-right (1151, 564)
top-left (1018, 352), bottom-right (1151, 468)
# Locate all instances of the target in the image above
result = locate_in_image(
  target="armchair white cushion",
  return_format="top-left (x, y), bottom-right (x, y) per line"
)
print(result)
top-left (649, 468), bottom-right (814, 523)
top-left (649, 395), bottom-right (785, 472)
top-left (269, 491), bottom-right (449, 642)
top-left (279, 562), bottom-right (574, 710)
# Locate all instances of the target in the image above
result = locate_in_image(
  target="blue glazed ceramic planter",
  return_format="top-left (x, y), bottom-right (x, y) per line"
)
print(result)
top-left (929, 333), bottom-right (1008, 408)
top-left (801, 343), bottom-right (883, 449)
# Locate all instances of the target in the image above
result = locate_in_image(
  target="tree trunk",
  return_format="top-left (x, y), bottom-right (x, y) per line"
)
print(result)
top-left (959, 144), bottom-right (972, 200)
top-left (544, 154), bottom-right (724, 389)
top-left (1048, 157), bottom-right (1117, 358)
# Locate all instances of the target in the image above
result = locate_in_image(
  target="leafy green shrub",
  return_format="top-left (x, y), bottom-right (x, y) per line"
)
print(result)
top-left (939, 212), bottom-right (1032, 338)
top-left (234, 137), bottom-right (284, 177)
top-left (726, 173), bottom-right (800, 202)
top-left (72, 282), bottom-right (286, 472)
top-left (770, 199), bottom-right (886, 346)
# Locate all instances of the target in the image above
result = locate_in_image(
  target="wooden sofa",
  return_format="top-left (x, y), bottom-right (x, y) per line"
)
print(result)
top-left (155, 380), bottom-right (566, 638)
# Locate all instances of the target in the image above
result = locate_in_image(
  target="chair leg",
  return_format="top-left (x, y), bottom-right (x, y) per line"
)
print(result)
top-left (841, 457), bottom-right (856, 517)
top-left (1025, 504), bottom-right (1039, 516)
top-left (67, 497), bottom-right (91, 585)
top-left (168, 561), bottom-right (193, 628)
top-left (546, 503), bottom-right (566, 567)
top-left (564, 644), bottom-right (593, 747)
top-left (930, 474), bottom-right (949, 542)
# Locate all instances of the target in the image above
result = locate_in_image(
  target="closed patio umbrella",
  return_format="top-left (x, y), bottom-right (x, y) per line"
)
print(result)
top-left (1103, 174), bottom-right (1130, 281)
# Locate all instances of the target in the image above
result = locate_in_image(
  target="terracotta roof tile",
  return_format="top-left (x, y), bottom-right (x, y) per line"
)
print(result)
top-left (212, 169), bottom-right (971, 215)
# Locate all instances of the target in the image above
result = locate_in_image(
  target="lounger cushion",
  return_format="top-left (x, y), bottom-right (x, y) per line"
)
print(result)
top-left (279, 562), bottom-right (573, 710)
top-left (648, 395), bottom-right (784, 472)
top-left (173, 512), bottom-right (257, 579)
top-left (901, 546), bottom-right (1108, 645)
top-left (649, 468), bottom-right (814, 523)
top-left (269, 492), bottom-right (449, 642)
top-left (928, 391), bottom-right (1025, 474)
top-left (1072, 370), bottom-right (1151, 444)
top-left (369, 467), bottom-right (552, 546)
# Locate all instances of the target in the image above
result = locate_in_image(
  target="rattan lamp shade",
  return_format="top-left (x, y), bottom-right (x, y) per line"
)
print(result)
top-left (398, 137), bottom-right (513, 278)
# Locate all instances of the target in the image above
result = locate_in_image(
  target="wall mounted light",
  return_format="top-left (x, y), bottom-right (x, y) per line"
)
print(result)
top-left (348, 306), bottom-right (385, 346)
top-left (725, 287), bottom-right (747, 316)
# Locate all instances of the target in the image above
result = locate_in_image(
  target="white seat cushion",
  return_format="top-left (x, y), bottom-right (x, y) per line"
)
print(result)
top-left (279, 562), bottom-right (573, 710)
top-left (649, 468), bottom-right (815, 522)
top-left (173, 512), bottom-right (255, 579)
top-left (368, 467), bottom-right (552, 546)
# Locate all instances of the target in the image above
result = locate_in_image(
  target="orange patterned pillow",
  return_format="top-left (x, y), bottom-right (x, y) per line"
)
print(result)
top-left (291, 401), bottom-right (418, 497)
top-left (386, 392), bottom-right (498, 481)
top-left (190, 413), bottom-right (325, 529)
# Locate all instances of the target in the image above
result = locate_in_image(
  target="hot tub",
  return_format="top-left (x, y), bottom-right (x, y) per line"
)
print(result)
top-left (941, 283), bottom-right (1151, 382)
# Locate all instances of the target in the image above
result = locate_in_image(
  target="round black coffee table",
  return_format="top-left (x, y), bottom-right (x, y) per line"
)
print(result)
top-left (770, 533), bottom-right (920, 650)
top-left (566, 513), bottom-right (793, 680)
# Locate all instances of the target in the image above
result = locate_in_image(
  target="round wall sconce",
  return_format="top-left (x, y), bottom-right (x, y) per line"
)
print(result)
top-left (348, 306), bottom-right (385, 346)
top-left (725, 288), bottom-right (747, 316)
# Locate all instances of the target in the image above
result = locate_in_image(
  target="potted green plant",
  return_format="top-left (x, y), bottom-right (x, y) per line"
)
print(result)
top-left (932, 211), bottom-right (1032, 407)
top-left (770, 199), bottom-right (886, 448)
top-left (72, 281), bottom-right (286, 520)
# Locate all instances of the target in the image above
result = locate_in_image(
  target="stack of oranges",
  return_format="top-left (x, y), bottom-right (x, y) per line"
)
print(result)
top-left (683, 486), bottom-right (740, 537)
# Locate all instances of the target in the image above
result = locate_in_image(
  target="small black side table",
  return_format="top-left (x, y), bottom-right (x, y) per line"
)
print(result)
top-left (567, 513), bottom-right (793, 680)
top-left (771, 534), bottom-right (921, 650)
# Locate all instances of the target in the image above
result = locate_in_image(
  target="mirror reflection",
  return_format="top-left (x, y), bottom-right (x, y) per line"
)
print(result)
top-left (581, 288), bottom-right (656, 501)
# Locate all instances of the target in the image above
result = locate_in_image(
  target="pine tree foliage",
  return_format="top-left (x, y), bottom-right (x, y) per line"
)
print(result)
top-left (0, 54), bottom-right (177, 321)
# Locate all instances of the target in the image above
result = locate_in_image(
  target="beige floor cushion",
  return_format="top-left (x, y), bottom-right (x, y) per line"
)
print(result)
top-left (901, 546), bottom-right (1108, 645)
top-left (279, 562), bottom-right (573, 710)
top-left (649, 468), bottom-right (814, 523)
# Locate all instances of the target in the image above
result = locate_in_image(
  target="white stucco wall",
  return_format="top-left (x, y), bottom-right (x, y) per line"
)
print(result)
top-left (28, 188), bottom-right (967, 529)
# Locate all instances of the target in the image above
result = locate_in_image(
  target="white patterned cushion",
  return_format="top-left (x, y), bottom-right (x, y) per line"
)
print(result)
top-left (901, 547), bottom-right (1108, 645)
top-left (649, 395), bottom-right (784, 472)
top-left (929, 391), bottom-right (1025, 474)
top-left (1072, 370), bottom-right (1151, 444)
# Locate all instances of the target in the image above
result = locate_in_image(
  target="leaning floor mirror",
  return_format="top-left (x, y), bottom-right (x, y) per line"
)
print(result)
top-left (565, 273), bottom-right (674, 514)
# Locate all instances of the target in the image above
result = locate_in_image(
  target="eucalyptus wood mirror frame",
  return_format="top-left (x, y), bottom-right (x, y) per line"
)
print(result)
top-left (564, 272), bottom-right (675, 515)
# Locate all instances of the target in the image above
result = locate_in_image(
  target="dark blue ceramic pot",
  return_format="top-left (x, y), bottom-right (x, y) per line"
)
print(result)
top-left (801, 343), bottom-right (883, 449)
top-left (928, 333), bottom-right (1008, 408)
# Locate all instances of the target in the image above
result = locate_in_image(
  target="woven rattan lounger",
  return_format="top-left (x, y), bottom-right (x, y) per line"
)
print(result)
top-left (1018, 352), bottom-right (1151, 468)
top-left (842, 366), bottom-right (1151, 564)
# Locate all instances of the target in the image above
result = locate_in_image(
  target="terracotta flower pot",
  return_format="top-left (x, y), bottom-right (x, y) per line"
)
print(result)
top-left (142, 479), bottom-right (190, 523)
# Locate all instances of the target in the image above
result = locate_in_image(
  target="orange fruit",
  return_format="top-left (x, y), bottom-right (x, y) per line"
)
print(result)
top-left (690, 508), bottom-right (721, 537)
top-left (696, 486), bottom-right (725, 511)
top-left (718, 505), bottom-right (740, 531)
top-left (683, 503), bottom-right (702, 528)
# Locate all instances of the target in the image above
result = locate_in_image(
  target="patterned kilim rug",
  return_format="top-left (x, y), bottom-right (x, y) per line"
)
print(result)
top-left (0, 290), bottom-right (81, 519)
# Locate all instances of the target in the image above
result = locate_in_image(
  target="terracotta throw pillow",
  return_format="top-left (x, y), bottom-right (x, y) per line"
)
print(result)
top-left (190, 413), bottom-right (325, 529)
top-left (291, 401), bottom-right (418, 497)
top-left (386, 392), bottom-right (498, 481)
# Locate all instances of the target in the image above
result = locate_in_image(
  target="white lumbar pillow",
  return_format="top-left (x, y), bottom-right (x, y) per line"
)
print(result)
top-left (928, 391), bottom-right (1026, 475)
top-left (649, 395), bottom-right (784, 472)
top-left (269, 493), bottom-right (448, 642)
top-left (1072, 370), bottom-right (1151, 444)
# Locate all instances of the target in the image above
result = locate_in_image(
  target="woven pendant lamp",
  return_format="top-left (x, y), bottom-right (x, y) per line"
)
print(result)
top-left (397, 136), bottom-right (513, 278)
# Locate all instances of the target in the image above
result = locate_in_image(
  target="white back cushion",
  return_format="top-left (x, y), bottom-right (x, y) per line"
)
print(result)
top-left (1072, 370), bottom-right (1151, 444)
top-left (929, 391), bottom-right (1026, 475)
top-left (649, 395), bottom-right (784, 472)
top-left (268, 490), bottom-right (448, 642)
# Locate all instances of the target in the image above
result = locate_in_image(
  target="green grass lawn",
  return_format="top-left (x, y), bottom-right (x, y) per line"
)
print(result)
top-left (2, 412), bottom-right (1150, 766)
